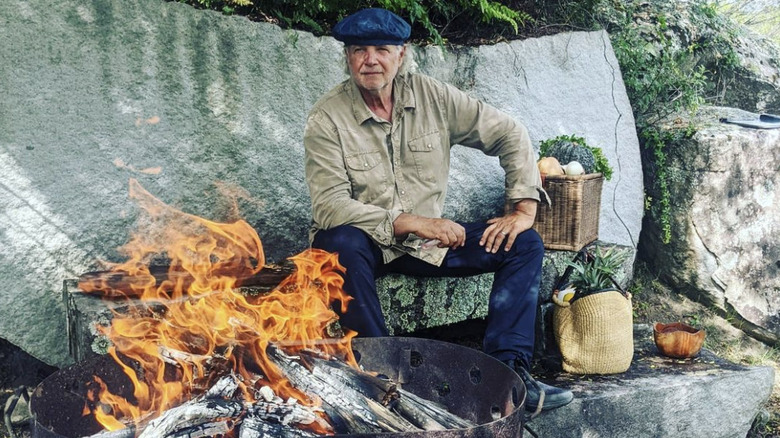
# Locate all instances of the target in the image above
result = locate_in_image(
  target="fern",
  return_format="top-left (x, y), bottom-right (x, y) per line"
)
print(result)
top-left (173, 0), bottom-right (532, 44)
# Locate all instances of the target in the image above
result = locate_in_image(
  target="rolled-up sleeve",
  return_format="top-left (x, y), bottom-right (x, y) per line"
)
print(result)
top-left (440, 81), bottom-right (549, 205)
top-left (303, 111), bottom-right (400, 245)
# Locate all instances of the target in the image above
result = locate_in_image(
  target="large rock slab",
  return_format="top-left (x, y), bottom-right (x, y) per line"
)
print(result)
top-left (530, 325), bottom-right (774, 438)
top-left (639, 106), bottom-right (780, 345)
top-left (0, 0), bottom-right (642, 366)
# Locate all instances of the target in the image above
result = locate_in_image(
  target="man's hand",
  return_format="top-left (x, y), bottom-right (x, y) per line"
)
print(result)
top-left (480, 199), bottom-right (538, 253)
top-left (394, 213), bottom-right (466, 249)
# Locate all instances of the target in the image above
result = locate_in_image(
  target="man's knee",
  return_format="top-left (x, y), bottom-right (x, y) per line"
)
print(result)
top-left (510, 229), bottom-right (545, 262)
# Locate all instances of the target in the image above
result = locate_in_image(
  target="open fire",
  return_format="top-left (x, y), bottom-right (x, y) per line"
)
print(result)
top-left (30, 179), bottom-right (526, 438)
top-left (76, 179), bottom-right (364, 435)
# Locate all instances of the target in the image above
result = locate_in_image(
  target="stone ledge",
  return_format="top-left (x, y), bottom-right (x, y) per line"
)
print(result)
top-left (64, 241), bottom-right (635, 363)
top-left (378, 240), bottom-right (635, 363)
top-left (528, 324), bottom-right (774, 438)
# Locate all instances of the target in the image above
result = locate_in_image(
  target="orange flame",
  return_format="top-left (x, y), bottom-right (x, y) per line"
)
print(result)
top-left (79, 179), bottom-right (355, 432)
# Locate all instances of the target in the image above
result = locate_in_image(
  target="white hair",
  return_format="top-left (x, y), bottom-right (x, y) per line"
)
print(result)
top-left (342, 44), bottom-right (417, 76)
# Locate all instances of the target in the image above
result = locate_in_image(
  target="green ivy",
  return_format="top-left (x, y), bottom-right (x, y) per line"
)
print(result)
top-left (640, 124), bottom-right (695, 244)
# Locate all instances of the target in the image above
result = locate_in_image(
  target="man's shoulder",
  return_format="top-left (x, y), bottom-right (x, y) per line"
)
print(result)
top-left (310, 79), bottom-right (352, 114)
top-left (404, 72), bottom-right (445, 91)
top-left (403, 73), bottom-right (465, 103)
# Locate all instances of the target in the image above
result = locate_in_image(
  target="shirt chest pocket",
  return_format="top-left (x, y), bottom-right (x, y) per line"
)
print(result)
top-left (344, 150), bottom-right (387, 202)
top-left (407, 131), bottom-right (446, 184)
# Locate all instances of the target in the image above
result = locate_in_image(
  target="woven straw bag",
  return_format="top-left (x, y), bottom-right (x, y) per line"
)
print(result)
top-left (552, 251), bottom-right (633, 375)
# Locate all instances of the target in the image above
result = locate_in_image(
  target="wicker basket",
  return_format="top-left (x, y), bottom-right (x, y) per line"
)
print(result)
top-left (533, 173), bottom-right (604, 251)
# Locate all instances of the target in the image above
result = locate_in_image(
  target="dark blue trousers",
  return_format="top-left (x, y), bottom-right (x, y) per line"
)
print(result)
top-left (312, 222), bottom-right (544, 368)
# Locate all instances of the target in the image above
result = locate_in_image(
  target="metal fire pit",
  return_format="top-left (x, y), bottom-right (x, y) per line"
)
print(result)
top-left (30, 337), bottom-right (525, 437)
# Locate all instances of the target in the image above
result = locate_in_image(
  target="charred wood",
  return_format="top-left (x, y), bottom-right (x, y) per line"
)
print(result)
top-left (297, 350), bottom-right (398, 405)
top-left (78, 262), bottom-right (296, 298)
top-left (167, 420), bottom-right (232, 438)
top-left (204, 373), bottom-right (240, 399)
top-left (137, 399), bottom-right (243, 438)
top-left (158, 346), bottom-right (213, 367)
top-left (245, 400), bottom-right (320, 427)
top-left (395, 388), bottom-right (475, 430)
top-left (267, 345), bottom-right (420, 434)
top-left (238, 417), bottom-right (317, 438)
top-left (297, 349), bottom-right (471, 431)
top-left (84, 426), bottom-right (136, 438)
top-left (390, 398), bottom-right (446, 431)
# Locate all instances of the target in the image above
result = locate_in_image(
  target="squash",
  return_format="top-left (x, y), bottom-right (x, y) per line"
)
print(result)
top-left (537, 157), bottom-right (564, 176)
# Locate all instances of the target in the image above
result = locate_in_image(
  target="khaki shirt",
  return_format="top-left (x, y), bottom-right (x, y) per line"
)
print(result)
top-left (304, 73), bottom-right (546, 266)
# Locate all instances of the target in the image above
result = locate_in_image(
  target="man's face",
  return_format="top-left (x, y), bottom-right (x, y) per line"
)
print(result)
top-left (346, 45), bottom-right (405, 94)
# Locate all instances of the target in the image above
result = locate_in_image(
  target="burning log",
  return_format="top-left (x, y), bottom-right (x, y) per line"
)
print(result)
top-left (159, 346), bottom-right (214, 367)
top-left (168, 421), bottom-right (232, 438)
top-left (204, 373), bottom-right (240, 399)
top-left (395, 388), bottom-right (475, 430)
top-left (85, 427), bottom-right (136, 438)
top-left (136, 399), bottom-right (244, 438)
top-left (78, 262), bottom-right (296, 299)
top-left (297, 350), bottom-right (398, 405)
top-left (245, 400), bottom-right (323, 428)
top-left (238, 417), bottom-right (317, 438)
top-left (391, 397), bottom-right (447, 431)
top-left (297, 349), bottom-right (474, 431)
top-left (267, 345), bottom-right (420, 434)
top-left (89, 373), bottom-right (330, 438)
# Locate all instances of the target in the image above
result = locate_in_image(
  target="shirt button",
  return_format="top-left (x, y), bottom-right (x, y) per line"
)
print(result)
top-left (427, 144), bottom-right (432, 149)
top-left (401, 190), bottom-right (405, 195)
top-left (364, 163), bottom-right (369, 167)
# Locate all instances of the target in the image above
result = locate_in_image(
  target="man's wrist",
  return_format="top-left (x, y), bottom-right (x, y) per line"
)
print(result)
top-left (512, 199), bottom-right (538, 217)
top-left (393, 212), bottom-right (421, 237)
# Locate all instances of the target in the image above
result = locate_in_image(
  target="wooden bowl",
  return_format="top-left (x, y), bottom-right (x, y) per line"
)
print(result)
top-left (653, 322), bottom-right (706, 358)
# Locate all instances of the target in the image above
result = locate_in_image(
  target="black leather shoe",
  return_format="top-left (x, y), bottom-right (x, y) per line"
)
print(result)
top-left (504, 359), bottom-right (573, 412)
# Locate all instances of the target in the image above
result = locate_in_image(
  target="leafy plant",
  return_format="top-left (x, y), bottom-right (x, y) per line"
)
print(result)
top-left (177, 0), bottom-right (252, 14)
top-left (171, 0), bottom-right (532, 45)
top-left (610, 20), bottom-right (708, 127)
top-left (539, 134), bottom-right (614, 180)
top-left (567, 246), bottom-right (628, 297)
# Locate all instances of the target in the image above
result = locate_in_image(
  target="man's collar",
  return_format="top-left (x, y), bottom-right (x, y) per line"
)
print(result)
top-left (348, 79), bottom-right (375, 124)
top-left (348, 74), bottom-right (416, 125)
top-left (395, 73), bottom-right (416, 113)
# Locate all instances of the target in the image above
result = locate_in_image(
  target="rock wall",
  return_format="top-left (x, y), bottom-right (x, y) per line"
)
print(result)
top-left (0, 0), bottom-right (643, 366)
top-left (640, 106), bottom-right (780, 345)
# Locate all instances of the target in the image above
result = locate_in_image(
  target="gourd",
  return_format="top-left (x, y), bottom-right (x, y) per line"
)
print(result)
top-left (537, 157), bottom-right (564, 176)
top-left (544, 139), bottom-right (597, 174)
top-left (562, 161), bottom-right (585, 176)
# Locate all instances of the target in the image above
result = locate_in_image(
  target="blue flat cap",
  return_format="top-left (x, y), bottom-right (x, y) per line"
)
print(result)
top-left (332, 8), bottom-right (411, 46)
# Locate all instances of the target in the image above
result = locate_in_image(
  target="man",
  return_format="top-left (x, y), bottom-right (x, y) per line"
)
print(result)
top-left (303, 8), bottom-right (573, 412)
